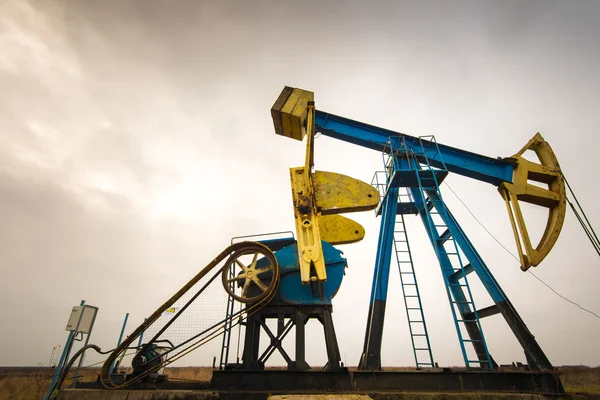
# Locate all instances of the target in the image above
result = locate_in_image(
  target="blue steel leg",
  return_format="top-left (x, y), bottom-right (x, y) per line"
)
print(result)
top-left (359, 187), bottom-right (398, 370)
top-left (411, 188), bottom-right (494, 368)
top-left (427, 191), bottom-right (552, 370)
top-left (110, 313), bottom-right (129, 374)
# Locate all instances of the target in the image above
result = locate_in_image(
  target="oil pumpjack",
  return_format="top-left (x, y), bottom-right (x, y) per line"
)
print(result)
top-left (55, 86), bottom-right (569, 399)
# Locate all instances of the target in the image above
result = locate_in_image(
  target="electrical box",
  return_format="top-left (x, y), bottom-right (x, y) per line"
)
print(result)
top-left (65, 305), bottom-right (98, 334)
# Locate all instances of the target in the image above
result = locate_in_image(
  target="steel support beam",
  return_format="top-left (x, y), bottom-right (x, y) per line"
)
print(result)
top-left (359, 187), bottom-right (398, 370)
top-left (315, 111), bottom-right (514, 186)
top-left (417, 189), bottom-right (553, 370)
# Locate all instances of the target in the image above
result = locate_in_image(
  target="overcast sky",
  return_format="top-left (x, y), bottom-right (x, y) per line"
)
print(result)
top-left (1, 0), bottom-right (599, 369)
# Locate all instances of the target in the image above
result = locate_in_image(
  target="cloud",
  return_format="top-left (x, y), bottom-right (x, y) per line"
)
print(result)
top-left (1, 0), bottom-right (599, 368)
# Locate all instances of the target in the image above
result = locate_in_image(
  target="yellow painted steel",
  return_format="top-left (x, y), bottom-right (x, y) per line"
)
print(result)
top-left (290, 165), bottom-right (327, 283)
top-left (289, 102), bottom-right (327, 283)
top-left (498, 133), bottom-right (566, 271)
top-left (313, 171), bottom-right (380, 215)
top-left (319, 214), bottom-right (366, 245)
top-left (271, 87), bottom-right (314, 141)
top-left (278, 91), bottom-right (379, 283)
top-left (271, 86), bottom-right (293, 137)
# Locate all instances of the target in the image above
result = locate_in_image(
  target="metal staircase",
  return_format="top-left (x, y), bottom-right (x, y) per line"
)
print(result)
top-left (409, 136), bottom-right (493, 368)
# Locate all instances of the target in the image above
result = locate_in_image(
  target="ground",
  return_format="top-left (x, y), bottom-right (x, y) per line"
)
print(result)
top-left (0, 366), bottom-right (598, 400)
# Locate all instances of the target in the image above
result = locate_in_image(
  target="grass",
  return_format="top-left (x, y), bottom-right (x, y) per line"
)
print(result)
top-left (0, 367), bottom-right (99, 400)
top-left (0, 368), bottom-right (54, 400)
top-left (564, 385), bottom-right (600, 395)
top-left (559, 365), bottom-right (600, 395)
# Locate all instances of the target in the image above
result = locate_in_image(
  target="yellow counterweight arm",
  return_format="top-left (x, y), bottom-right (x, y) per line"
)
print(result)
top-left (273, 87), bottom-right (379, 283)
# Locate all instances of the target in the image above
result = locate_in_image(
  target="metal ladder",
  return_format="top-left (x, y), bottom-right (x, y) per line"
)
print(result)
top-left (219, 266), bottom-right (236, 369)
top-left (373, 140), bottom-right (434, 369)
top-left (410, 136), bottom-right (493, 368)
top-left (392, 211), bottom-right (434, 368)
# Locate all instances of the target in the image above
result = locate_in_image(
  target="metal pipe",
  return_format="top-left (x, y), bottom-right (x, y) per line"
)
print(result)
top-left (110, 313), bottom-right (129, 374)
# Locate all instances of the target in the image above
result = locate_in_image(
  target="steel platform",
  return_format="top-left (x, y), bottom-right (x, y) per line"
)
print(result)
top-left (66, 369), bottom-right (565, 400)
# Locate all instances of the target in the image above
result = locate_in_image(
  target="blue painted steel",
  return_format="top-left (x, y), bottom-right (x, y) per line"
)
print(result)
top-left (137, 318), bottom-right (147, 347)
top-left (44, 300), bottom-right (85, 400)
top-left (410, 185), bottom-right (493, 368)
top-left (392, 212), bottom-right (435, 368)
top-left (403, 149), bottom-right (493, 368)
top-left (370, 187), bottom-right (399, 302)
top-left (110, 312), bottom-right (129, 374)
top-left (433, 201), bottom-right (510, 303)
top-left (314, 110), bottom-right (514, 186)
top-left (263, 241), bottom-right (347, 305)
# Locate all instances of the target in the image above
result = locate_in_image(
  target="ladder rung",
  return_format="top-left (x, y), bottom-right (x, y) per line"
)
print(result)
top-left (405, 295), bottom-right (419, 297)
top-left (412, 334), bottom-right (427, 337)
top-left (406, 307), bottom-right (422, 310)
top-left (457, 319), bottom-right (477, 323)
top-left (462, 339), bottom-right (483, 343)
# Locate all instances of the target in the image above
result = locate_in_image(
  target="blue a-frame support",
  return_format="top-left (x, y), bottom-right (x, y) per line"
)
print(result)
top-left (314, 111), bottom-right (554, 371)
top-left (359, 187), bottom-right (398, 370)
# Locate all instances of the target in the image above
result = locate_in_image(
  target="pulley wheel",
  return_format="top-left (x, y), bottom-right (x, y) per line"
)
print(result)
top-left (222, 243), bottom-right (279, 304)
